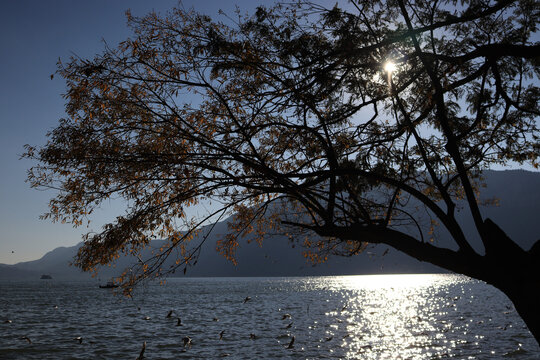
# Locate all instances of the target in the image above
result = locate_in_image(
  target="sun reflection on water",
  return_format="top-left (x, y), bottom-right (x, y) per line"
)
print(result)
top-left (319, 274), bottom-right (470, 359)
top-left (343, 273), bottom-right (435, 289)
top-left (2, 275), bottom-right (536, 359)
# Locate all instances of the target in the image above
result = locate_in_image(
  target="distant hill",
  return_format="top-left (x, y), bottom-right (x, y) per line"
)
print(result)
top-left (0, 170), bottom-right (537, 281)
top-left (0, 233), bottom-right (440, 281)
top-left (469, 170), bottom-right (539, 251)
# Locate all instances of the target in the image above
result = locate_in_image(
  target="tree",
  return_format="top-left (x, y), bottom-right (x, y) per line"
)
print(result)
top-left (25, 0), bottom-right (539, 342)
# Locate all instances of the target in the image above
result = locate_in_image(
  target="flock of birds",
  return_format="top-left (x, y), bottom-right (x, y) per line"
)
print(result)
top-left (4, 295), bottom-right (300, 359)
top-left (3, 290), bottom-right (519, 358)
top-left (133, 295), bottom-right (297, 358)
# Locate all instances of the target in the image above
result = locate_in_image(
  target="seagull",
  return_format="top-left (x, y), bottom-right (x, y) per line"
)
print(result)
top-left (325, 336), bottom-right (333, 342)
top-left (287, 336), bottom-right (295, 349)
top-left (382, 248), bottom-right (389, 256)
top-left (219, 330), bottom-right (225, 340)
top-left (213, 317), bottom-right (219, 322)
top-left (4, 320), bottom-right (12, 324)
top-left (182, 336), bottom-right (192, 348)
top-left (20, 336), bottom-right (32, 344)
top-left (143, 316), bottom-right (151, 321)
top-left (136, 341), bottom-right (146, 360)
top-left (176, 317), bottom-right (182, 326)
top-left (73, 336), bottom-right (83, 344)
top-left (285, 322), bottom-right (292, 329)
top-left (166, 310), bottom-right (174, 318)
top-left (249, 333), bottom-right (257, 340)
top-left (243, 296), bottom-right (251, 303)
top-left (341, 304), bottom-right (347, 312)
top-left (53, 305), bottom-right (58, 309)
top-left (281, 313), bottom-right (291, 320)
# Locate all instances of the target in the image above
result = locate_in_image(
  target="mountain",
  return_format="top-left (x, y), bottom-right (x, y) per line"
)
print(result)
top-left (0, 234), bottom-right (438, 281)
top-left (471, 170), bottom-right (539, 251)
top-left (1, 170), bottom-right (538, 280)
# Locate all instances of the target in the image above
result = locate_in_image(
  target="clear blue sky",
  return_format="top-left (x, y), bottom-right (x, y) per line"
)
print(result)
top-left (0, 0), bottom-right (282, 264)
top-left (0, 1), bottom-right (536, 265)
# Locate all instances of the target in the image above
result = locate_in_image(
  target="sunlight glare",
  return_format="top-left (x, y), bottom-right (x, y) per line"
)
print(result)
top-left (344, 274), bottom-right (431, 289)
top-left (336, 274), bottom-right (453, 359)
top-left (384, 60), bottom-right (397, 73)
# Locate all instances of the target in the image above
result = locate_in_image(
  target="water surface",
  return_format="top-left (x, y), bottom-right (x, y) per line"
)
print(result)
top-left (1, 274), bottom-right (538, 359)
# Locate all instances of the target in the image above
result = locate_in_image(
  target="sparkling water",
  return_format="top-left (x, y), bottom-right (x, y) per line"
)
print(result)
top-left (1, 274), bottom-right (538, 359)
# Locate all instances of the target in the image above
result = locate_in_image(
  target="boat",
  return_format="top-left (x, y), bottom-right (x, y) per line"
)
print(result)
top-left (99, 281), bottom-right (119, 289)
top-left (40, 274), bottom-right (52, 279)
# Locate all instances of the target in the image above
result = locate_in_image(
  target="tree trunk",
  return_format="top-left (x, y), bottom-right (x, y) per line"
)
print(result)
top-left (480, 219), bottom-right (540, 345)
top-left (500, 281), bottom-right (540, 345)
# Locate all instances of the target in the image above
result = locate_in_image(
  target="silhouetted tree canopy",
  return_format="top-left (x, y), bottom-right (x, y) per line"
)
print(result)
top-left (25, 0), bottom-right (539, 341)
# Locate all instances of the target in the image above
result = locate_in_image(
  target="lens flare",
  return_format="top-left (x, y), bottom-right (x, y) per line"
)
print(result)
top-left (384, 61), bottom-right (396, 73)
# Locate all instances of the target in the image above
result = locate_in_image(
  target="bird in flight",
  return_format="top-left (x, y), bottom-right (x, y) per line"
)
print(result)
top-left (243, 296), bottom-right (251, 303)
top-left (136, 341), bottom-right (146, 360)
top-left (287, 336), bottom-right (295, 349)
top-left (182, 336), bottom-right (192, 348)
top-left (20, 336), bottom-right (32, 344)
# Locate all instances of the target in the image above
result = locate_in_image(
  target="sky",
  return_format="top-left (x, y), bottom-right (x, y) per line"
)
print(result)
top-left (0, 1), bottom-right (537, 265)
top-left (0, 0), bottom-right (282, 264)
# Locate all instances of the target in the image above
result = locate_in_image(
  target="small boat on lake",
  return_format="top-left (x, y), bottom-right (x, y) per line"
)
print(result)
top-left (99, 281), bottom-right (119, 289)
top-left (40, 274), bottom-right (52, 279)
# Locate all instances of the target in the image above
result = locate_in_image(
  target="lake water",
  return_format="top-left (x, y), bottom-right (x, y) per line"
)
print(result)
top-left (0, 274), bottom-right (538, 359)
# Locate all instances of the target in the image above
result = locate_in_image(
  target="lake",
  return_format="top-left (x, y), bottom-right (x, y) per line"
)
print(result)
top-left (0, 274), bottom-right (538, 359)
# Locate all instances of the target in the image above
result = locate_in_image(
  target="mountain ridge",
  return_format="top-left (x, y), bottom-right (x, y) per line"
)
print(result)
top-left (1, 170), bottom-right (538, 280)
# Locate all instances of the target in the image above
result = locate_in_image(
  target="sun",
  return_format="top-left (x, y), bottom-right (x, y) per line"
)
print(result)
top-left (384, 60), bottom-right (397, 73)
